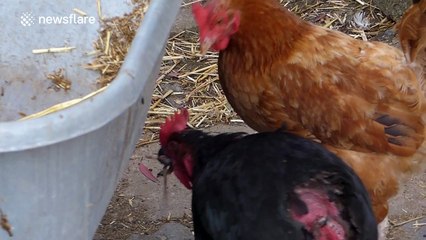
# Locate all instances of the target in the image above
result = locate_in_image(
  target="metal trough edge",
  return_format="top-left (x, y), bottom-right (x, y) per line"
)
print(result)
top-left (0, 0), bottom-right (182, 152)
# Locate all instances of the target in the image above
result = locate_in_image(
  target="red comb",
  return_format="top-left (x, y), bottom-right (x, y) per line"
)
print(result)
top-left (159, 108), bottom-right (189, 147)
top-left (192, 3), bottom-right (209, 28)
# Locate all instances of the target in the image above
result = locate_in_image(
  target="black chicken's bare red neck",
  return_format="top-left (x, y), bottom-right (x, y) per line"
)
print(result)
top-left (290, 187), bottom-right (347, 240)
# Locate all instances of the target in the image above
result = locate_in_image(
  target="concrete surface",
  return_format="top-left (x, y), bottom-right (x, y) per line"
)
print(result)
top-left (130, 223), bottom-right (194, 240)
top-left (372, 0), bottom-right (411, 21)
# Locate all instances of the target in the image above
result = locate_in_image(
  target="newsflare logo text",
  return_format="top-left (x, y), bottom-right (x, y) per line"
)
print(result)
top-left (20, 12), bottom-right (96, 27)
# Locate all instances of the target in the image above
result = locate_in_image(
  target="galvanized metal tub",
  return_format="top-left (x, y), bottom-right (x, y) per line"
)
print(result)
top-left (0, 0), bottom-right (181, 239)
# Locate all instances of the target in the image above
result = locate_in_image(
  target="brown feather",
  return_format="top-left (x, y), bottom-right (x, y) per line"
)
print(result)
top-left (396, 0), bottom-right (426, 62)
top-left (214, 0), bottom-right (426, 222)
top-left (396, 0), bottom-right (426, 82)
top-left (220, 2), bottom-right (425, 155)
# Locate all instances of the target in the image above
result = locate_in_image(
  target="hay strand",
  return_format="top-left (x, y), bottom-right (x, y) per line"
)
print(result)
top-left (32, 47), bottom-right (75, 54)
top-left (20, 86), bottom-right (108, 121)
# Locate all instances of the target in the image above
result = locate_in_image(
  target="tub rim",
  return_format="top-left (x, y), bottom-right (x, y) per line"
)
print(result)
top-left (0, 0), bottom-right (183, 152)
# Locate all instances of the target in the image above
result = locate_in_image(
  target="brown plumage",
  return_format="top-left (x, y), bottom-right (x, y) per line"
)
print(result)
top-left (396, 0), bottom-right (426, 83)
top-left (192, 0), bottom-right (426, 229)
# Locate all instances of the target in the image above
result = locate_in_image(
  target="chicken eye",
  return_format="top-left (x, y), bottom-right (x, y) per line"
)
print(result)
top-left (216, 18), bottom-right (223, 24)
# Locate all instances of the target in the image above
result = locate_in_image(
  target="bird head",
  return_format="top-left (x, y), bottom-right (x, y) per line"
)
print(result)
top-left (192, 0), bottom-right (240, 55)
top-left (151, 108), bottom-right (194, 189)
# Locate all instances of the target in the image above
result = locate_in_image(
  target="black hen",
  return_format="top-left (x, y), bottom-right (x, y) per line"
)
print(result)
top-left (145, 109), bottom-right (378, 240)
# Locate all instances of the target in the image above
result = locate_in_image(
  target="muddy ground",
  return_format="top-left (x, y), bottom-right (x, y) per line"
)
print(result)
top-left (94, 2), bottom-right (426, 239)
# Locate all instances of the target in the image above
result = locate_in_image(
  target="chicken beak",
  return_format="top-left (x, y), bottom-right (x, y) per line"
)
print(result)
top-left (157, 153), bottom-right (173, 177)
top-left (200, 37), bottom-right (214, 56)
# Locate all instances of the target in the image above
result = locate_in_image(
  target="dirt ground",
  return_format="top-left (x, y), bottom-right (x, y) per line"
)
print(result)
top-left (94, 1), bottom-right (426, 239)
